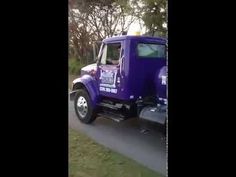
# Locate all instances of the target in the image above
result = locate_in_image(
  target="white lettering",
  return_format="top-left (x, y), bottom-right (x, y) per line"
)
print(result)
top-left (161, 76), bottom-right (167, 85)
top-left (105, 88), bottom-right (111, 92)
top-left (111, 89), bottom-right (117, 93)
top-left (99, 87), bottom-right (105, 91)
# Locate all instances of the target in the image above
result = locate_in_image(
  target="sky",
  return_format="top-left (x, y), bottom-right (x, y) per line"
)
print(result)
top-left (127, 20), bottom-right (147, 35)
top-left (127, 20), bottom-right (167, 35)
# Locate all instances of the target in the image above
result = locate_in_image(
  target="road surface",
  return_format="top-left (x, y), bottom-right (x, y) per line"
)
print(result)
top-left (69, 99), bottom-right (167, 176)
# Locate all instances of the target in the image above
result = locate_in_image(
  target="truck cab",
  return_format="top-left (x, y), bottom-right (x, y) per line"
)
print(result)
top-left (70, 35), bottom-right (167, 126)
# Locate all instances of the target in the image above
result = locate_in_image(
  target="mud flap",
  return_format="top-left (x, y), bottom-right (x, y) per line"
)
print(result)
top-left (69, 90), bottom-right (78, 101)
top-left (139, 106), bottom-right (166, 124)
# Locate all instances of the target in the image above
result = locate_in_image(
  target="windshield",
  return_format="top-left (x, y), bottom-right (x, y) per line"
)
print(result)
top-left (137, 43), bottom-right (166, 58)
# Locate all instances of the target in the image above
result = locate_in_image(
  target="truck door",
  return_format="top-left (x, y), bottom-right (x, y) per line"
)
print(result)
top-left (96, 42), bottom-right (124, 99)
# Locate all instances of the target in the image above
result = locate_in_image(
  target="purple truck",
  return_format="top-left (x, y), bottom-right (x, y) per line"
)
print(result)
top-left (70, 35), bottom-right (167, 128)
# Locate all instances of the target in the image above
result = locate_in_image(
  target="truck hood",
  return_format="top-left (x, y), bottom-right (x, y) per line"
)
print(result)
top-left (81, 63), bottom-right (97, 76)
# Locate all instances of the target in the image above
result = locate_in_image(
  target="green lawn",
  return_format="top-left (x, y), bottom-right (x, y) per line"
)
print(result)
top-left (69, 128), bottom-right (165, 177)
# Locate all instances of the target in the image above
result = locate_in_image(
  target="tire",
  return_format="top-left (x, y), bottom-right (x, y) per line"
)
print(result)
top-left (74, 89), bottom-right (97, 124)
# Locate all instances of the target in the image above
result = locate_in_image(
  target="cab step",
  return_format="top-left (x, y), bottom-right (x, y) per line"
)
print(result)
top-left (97, 102), bottom-right (122, 110)
top-left (97, 112), bottom-right (126, 122)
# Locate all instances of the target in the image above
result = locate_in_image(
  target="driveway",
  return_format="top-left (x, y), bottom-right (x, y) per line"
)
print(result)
top-left (69, 99), bottom-right (167, 176)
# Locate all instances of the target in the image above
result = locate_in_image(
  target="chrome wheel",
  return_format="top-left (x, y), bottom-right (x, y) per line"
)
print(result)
top-left (76, 96), bottom-right (88, 118)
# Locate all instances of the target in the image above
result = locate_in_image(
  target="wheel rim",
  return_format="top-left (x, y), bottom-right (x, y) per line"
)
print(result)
top-left (76, 96), bottom-right (88, 118)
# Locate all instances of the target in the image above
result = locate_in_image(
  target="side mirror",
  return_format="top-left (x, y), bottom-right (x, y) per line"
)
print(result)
top-left (93, 41), bottom-right (102, 62)
top-left (95, 56), bottom-right (98, 62)
top-left (92, 43), bottom-right (97, 62)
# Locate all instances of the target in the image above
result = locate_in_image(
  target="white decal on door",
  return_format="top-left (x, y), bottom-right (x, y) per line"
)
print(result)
top-left (100, 70), bottom-right (117, 88)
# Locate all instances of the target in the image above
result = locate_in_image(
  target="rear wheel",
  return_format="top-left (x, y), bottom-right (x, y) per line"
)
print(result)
top-left (74, 89), bottom-right (97, 124)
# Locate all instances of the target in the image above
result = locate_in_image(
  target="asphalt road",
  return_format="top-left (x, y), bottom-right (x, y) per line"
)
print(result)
top-left (69, 99), bottom-right (167, 176)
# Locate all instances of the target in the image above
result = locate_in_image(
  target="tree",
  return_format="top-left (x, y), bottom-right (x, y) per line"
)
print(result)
top-left (68, 0), bottom-right (138, 62)
top-left (69, 0), bottom-right (95, 62)
top-left (130, 0), bottom-right (167, 37)
top-left (73, 0), bottom-right (137, 38)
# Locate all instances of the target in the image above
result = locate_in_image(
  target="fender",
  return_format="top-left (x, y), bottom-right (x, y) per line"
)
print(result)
top-left (70, 74), bottom-right (100, 107)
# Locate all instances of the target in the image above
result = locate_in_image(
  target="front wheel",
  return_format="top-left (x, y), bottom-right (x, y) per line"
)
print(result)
top-left (74, 89), bottom-right (97, 124)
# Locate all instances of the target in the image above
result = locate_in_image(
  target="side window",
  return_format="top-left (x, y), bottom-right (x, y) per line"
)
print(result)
top-left (100, 43), bottom-right (121, 65)
top-left (137, 43), bottom-right (166, 58)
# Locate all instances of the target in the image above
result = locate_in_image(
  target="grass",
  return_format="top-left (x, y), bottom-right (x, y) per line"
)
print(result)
top-left (68, 57), bottom-right (95, 89)
top-left (69, 128), bottom-right (165, 177)
top-left (68, 57), bottom-right (86, 90)
top-left (69, 58), bottom-right (87, 75)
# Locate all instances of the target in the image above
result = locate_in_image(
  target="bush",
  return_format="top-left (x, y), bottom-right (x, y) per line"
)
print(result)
top-left (69, 58), bottom-right (84, 75)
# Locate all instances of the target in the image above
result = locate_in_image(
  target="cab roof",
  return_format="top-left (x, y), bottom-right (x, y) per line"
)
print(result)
top-left (103, 35), bottom-right (166, 43)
